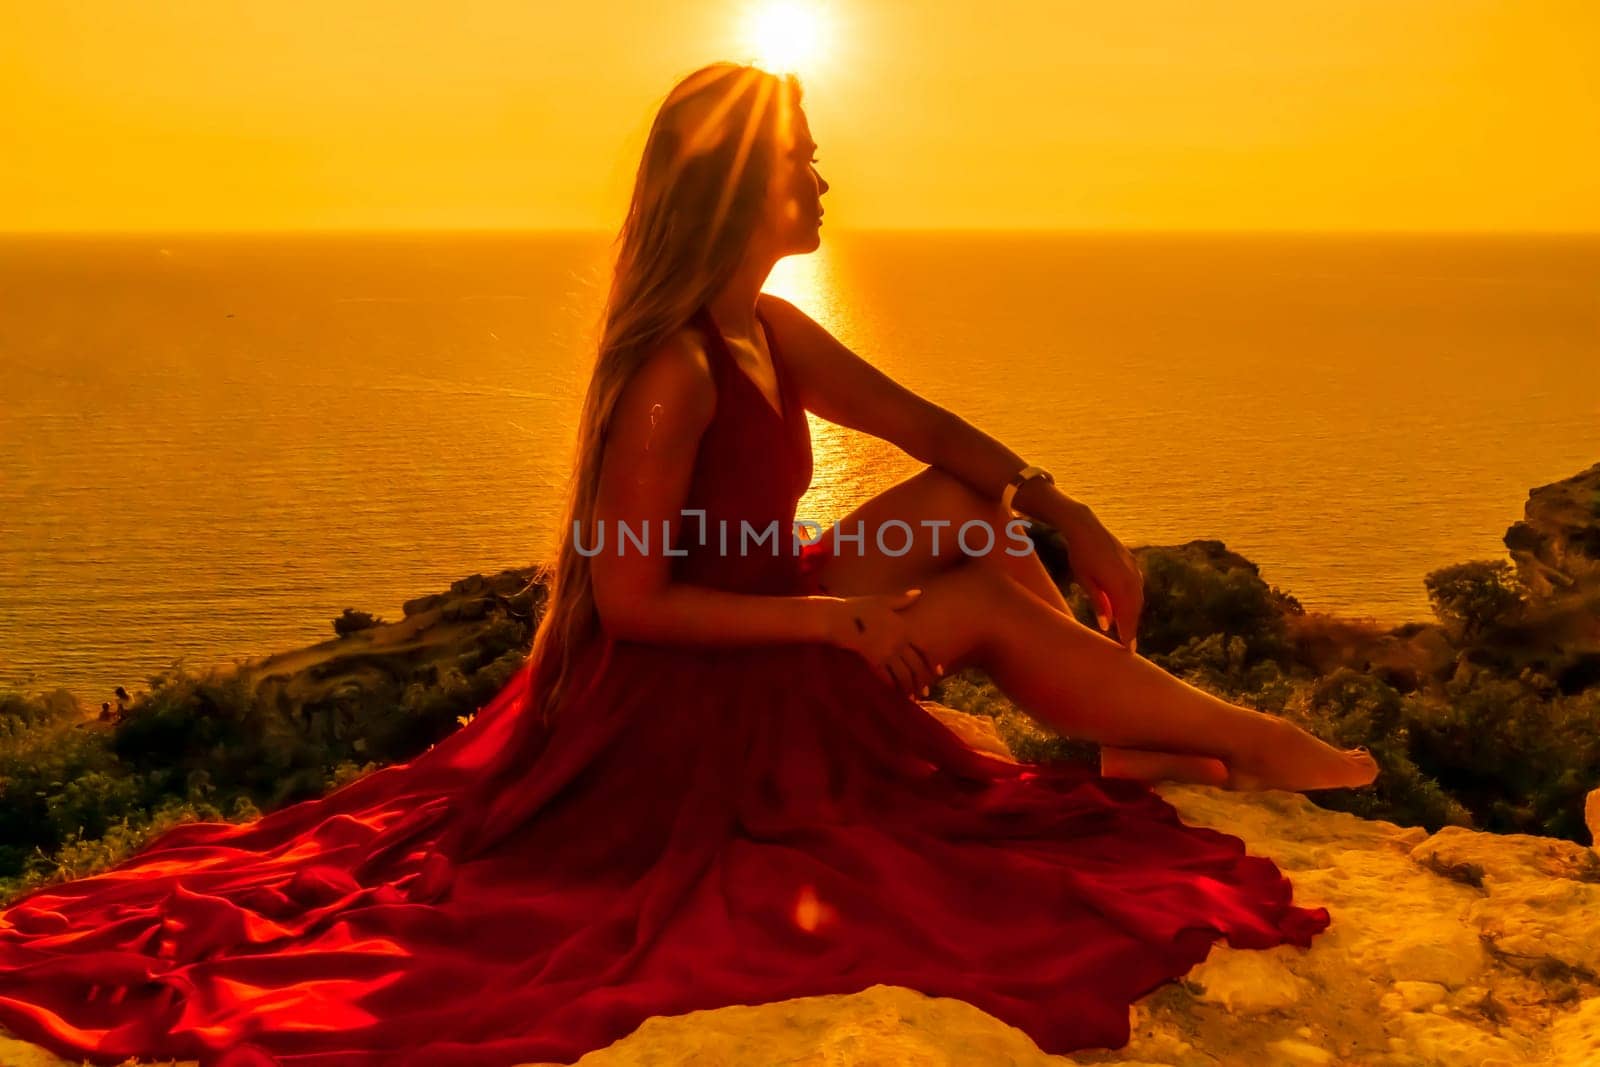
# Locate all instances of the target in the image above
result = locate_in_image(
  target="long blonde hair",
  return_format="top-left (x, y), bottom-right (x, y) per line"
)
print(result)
top-left (527, 62), bottom-right (805, 728)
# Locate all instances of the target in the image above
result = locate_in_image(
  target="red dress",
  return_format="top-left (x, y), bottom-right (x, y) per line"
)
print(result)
top-left (0, 304), bottom-right (1329, 1066)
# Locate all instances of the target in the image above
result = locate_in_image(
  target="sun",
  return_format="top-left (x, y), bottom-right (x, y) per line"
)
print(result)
top-left (745, 1), bottom-right (827, 75)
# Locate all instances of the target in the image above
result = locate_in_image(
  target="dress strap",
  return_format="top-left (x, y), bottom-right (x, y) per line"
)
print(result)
top-left (691, 304), bottom-right (735, 381)
top-left (693, 303), bottom-right (789, 423)
top-left (754, 305), bottom-right (793, 400)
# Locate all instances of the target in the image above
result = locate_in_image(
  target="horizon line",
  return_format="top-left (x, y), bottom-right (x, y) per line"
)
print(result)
top-left (3, 224), bottom-right (1599, 240)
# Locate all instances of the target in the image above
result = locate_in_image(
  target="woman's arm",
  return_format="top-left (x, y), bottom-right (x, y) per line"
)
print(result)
top-left (588, 327), bottom-right (843, 647)
top-left (756, 292), bottom-right (1094, 534)
top-left (758, 292), bottom-right (1144, 647)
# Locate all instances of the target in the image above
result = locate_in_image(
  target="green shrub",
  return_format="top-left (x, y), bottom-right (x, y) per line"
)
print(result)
top-left (1135, 546), bottom-right (1295, 666)
top-left (111, 669), bottom-right (322, 809)
top-left (333, 608), bottom-right (385, 636)
top-left (0, 699), bottom-right (124, 879)
top-left (1406, 676), bottom-right (1600, 839)
top-left (1424, 560), bottom-right (1529, 642)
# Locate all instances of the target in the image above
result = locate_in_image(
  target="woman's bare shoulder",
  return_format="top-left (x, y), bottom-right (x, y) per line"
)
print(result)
top-left (756, 291), bottom-right (805, 328)
top-left (756, 292), bottom-right (829, 362)
top-left (614, 322), bottom-right (718, 428)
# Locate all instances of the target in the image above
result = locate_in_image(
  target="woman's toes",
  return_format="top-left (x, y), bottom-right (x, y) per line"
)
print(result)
top-left (1220, 767), bottom-right (1264, 792)
top-left (1346, 748), bottom-right (1380, 784)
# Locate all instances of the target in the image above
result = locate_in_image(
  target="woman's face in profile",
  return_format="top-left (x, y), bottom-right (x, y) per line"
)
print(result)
top-left (760, 105), bottom-right (829, 257)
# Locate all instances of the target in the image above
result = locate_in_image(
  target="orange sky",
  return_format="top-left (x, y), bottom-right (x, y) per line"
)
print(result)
top-left (3, 1), bottom-right (1596, 232)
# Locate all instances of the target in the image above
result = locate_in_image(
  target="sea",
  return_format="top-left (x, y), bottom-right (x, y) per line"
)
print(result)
top-left (2, 230), bottom-right (1596, 707)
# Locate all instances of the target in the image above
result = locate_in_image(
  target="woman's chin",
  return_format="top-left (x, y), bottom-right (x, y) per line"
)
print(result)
top-left (779, 232), bottom-right (822, 258)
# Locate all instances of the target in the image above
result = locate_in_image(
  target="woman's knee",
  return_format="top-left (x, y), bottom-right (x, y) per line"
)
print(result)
top-left (916, 465), bottom-right (1010, 528)
top-left (912, 466), bottom-right (1023, 570)
top-left (810, 466), bottom-right (1008, 594)
top-left (931, 483), bottom-right (1068, 610)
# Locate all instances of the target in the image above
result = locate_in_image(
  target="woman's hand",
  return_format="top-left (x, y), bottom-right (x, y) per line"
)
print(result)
top-left (1058, 503), bottom-right (1144, 653)
top-left (824, 589), bottom-right (941, 698)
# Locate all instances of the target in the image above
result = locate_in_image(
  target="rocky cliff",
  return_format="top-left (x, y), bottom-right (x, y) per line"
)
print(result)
top-left (1506, 460), bottom-right (1600, 600)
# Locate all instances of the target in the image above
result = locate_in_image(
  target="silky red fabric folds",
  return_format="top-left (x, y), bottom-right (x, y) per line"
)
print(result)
top-left (0, 306), bottom-right (1329, 1066)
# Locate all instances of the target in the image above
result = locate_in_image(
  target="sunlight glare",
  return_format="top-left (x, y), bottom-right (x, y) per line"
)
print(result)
top-left (746, 1), bottom-right (826, 75)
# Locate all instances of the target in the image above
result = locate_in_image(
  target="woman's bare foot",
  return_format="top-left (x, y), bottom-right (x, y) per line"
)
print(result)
top-left (1100, 746), bottom-right (1231, 787)
top-left (1222, 718), bottom-right (1379, 792)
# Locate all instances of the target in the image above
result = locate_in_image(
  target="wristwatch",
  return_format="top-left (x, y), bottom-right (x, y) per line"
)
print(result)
top-left (1001, 464), bottom-right (1054, 517)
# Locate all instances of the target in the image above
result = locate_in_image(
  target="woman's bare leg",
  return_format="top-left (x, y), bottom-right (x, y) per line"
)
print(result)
top-left (812, 467), bottom-right (1232, 784)
top-left (844, 559), bottom-right (1376, 792)
top-left (966, 568), bottom-right (1376, 790)
top-left (811, 466), bottom-right (1377, 792)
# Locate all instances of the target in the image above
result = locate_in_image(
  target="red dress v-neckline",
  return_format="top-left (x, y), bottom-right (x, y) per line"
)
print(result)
top-left (671, 301), bottom-right (815, 596)
top-left (698, 304), bottom-right (790, 426)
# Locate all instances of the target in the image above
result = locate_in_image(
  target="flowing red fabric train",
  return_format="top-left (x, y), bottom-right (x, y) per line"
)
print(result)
top-left (0, 306), bottom-right (1331, 1065)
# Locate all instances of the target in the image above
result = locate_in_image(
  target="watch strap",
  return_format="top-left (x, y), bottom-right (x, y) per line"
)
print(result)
top-left (1001, 464), bottom-right (1054, 516)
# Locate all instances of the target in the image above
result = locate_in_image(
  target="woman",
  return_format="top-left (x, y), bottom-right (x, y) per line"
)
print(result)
top-left (0, 63), bottom-right (1375, 1066)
